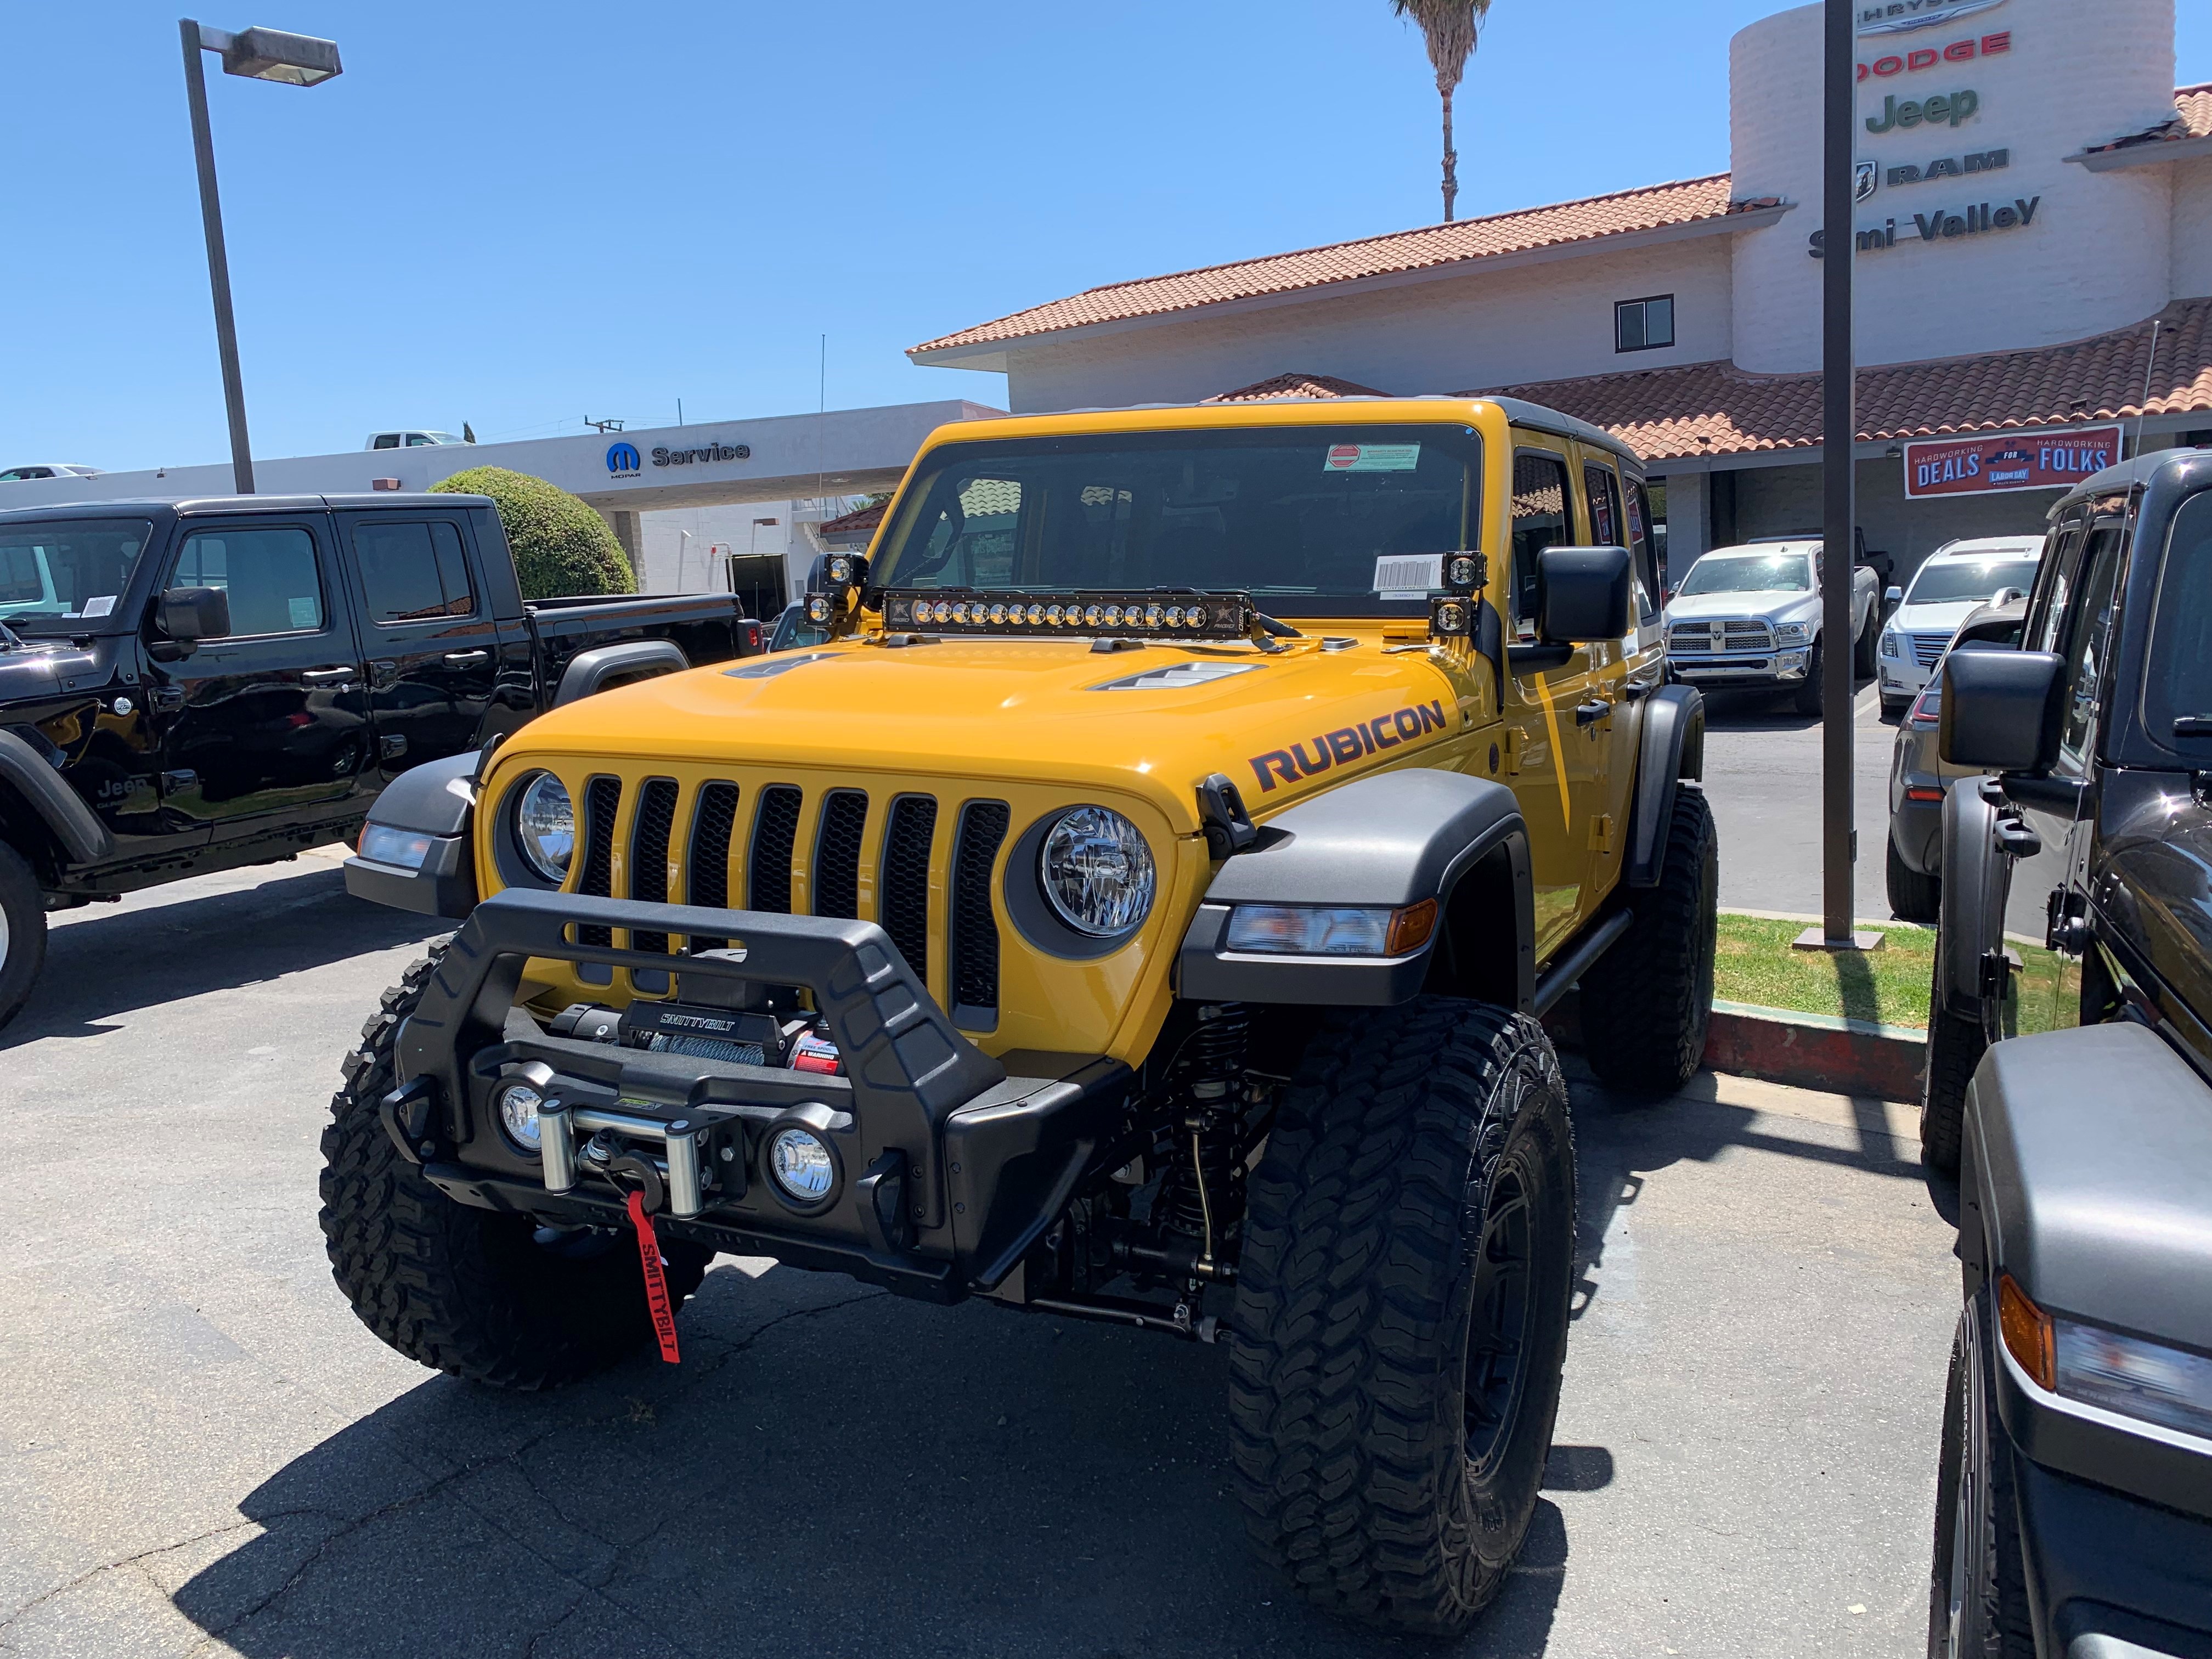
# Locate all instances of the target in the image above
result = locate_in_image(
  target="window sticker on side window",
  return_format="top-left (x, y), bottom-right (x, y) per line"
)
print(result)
top-left (289, 596), bottom-right (319, 629)
top-left (1324, 443), bottom-right (1420, 473)
top-left (1373, 554), bottom-right (1443, 599)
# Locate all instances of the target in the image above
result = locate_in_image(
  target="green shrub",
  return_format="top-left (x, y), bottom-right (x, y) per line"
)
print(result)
top-left (430, 466), bottom-right (636, 600)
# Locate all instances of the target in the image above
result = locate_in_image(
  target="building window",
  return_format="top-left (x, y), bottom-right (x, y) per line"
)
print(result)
top-left (1615, 295), bottom-right (1675, 353)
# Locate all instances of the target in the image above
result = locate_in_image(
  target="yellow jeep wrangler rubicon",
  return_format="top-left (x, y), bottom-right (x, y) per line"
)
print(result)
top-left (329, 396), bottom-right (1714, 1634)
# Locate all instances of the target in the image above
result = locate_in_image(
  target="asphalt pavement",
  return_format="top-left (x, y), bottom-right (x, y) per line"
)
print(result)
top-left (0, 851), bottom-right (1959, 1658)
top-left (1701, 678), bottom-right (1903, 919)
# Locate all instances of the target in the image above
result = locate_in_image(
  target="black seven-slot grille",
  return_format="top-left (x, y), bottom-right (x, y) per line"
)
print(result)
top-left (562, 778), bottom-right (1006, 1025)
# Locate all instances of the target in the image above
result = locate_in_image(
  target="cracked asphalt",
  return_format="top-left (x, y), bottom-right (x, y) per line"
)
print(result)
top-left (2, 849), bottom-right (1959, 1657)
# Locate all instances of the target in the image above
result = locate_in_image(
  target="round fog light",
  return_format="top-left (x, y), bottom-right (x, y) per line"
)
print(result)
top-left (768, 1127), bottom-right (836, 1203)
top-left (498, 1082), bottom-right (544, 1149)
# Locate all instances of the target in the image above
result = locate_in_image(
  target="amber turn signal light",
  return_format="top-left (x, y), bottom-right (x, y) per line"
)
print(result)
top-left (1386, 898), bottom-right (1438, 956)
top-left (1999, 1273), bottom-right (2056, 1391)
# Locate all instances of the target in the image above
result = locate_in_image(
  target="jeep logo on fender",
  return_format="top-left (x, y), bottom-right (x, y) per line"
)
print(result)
top-left (1249, 699), bottom-right (1449, 791)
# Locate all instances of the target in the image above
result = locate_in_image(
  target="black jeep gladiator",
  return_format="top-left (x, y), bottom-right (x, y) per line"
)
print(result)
top-left (1921, 446), bottom-right (2212, 1656)
top-left (0, 494), bottom-right (759, 1030)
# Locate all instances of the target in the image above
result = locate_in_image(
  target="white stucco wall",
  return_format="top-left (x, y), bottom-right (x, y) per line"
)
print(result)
top-left (1002, 233), bottom-right (1739, 414)
top-left (2174, 154), bottom-right (2212, 299)
top-left (1730, 0), bottom-right (2177, 373)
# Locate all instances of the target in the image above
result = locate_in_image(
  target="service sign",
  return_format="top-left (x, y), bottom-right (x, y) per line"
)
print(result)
top-left (1901, 424), bottom-right (2124, 499)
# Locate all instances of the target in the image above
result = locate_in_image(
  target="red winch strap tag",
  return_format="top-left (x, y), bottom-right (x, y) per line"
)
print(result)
top-left (625, 1190), bottom-right (682, 1364)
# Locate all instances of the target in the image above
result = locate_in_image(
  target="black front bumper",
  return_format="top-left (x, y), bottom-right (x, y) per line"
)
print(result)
top-left (393, 889), bottom-right (1132, 1301)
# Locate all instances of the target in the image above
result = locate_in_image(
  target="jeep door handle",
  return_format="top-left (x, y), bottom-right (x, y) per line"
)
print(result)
top-left (1574, 699), bottom-right (1612, 727)
top-left (442, 650), bottom-right (491, 667)
top-left (301, 666), bottom-right (357, 684)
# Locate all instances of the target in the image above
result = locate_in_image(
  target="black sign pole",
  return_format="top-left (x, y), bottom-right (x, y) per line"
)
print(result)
top-left (1814, 0), bottom-right (1865, 953)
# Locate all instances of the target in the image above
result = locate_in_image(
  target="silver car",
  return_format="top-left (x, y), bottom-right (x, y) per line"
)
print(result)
top-left (1884, 596), bottom-right (2028, 921)
top-left (1663, 538), bottom-right (1881, 714)
top-left (1874, 533), bottom-right (2043, 716)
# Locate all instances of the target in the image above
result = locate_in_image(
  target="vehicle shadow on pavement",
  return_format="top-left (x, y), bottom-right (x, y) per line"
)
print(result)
top-left (169, 1271), bottom-right (1574, 1659)
top-left (1696, 675), bottom-right (1878, 735)
top-left (5, 867), bottom-right (446, 1048)
top-left (1564, 1062), bottom-right (1927, 1325)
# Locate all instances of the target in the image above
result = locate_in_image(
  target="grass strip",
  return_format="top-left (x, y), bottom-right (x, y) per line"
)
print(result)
top-left (1712, 912), bottom-right (1934, 1030)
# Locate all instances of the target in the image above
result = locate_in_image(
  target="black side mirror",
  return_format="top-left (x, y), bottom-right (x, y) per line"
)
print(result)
top-left (1939, 649), bottom-right (2066, 772)
top-left (1537, 545), bottom-right (1633, 644)
top-left (156, 586), bottom-right (231, 644)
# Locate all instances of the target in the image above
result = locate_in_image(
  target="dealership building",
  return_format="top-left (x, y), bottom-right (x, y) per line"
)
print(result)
top-left (910, 0), bottom-right (2212, 581)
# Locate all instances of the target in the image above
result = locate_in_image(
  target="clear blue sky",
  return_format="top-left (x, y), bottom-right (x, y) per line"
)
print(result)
top-left (5, 2), bottom-right (2205, 472)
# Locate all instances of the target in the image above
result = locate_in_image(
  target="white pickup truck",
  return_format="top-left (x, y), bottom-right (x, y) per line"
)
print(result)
top-left (1662, 537), bottom-right (1881, 714)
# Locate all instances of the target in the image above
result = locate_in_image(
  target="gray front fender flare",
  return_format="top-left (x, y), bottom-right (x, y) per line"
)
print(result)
top-left (343, 750), bottom-right (480, 918)
top-left (1176, 768), bottom-right (1531, 1008)
top-left (1936, 778), bottom-right (2007, 1020)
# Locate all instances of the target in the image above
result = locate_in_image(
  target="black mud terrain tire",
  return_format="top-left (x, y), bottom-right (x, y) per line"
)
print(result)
top-left (0, 840), bottom-right (46, 1035)
top-left (1854, 610), bottom-right (1880, 678)
top-left (1888, 832), bottom-right (1940, 923)
top-left (1229, 998), bottom-right (1576, 1635)
top-left (319, 946), bottom-right (710, 1388)
top-left (1793, 638), bottom-right (1826, 716)
top-left (1927, 1296), bottom-right (2035, 1657)
top-left (1577, 786), bottom-right (1719, 1094)
top-left (1919, 964), bottom-right (1986, 1182)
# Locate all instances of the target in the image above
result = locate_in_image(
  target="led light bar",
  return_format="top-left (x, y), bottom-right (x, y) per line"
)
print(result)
top-left (878, 589), bottom-right (1255, 641)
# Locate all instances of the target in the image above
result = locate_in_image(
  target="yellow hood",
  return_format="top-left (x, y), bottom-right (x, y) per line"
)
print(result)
top-left (502, 633), bottom-right (1472, 834)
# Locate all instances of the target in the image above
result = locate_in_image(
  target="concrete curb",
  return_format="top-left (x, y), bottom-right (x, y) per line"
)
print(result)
top-left (1548, 996), bottom-right (1929, 1103)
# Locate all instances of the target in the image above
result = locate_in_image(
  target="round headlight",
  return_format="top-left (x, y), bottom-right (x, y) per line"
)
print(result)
top-left (498, 1081), bottom-right (544, 1149)
top-left (514, 773), bottom-right (574, 883)
top-left (768, 1127), bottom-right (836, 1203)
top-left (1040, 806), bottom-right (1155, 938)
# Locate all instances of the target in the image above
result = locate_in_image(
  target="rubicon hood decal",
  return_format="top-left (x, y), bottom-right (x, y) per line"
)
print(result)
top-left (1088, 662), bottom-right (1263, 692)
top-left (1250, 699), bottom-right (1449, 792)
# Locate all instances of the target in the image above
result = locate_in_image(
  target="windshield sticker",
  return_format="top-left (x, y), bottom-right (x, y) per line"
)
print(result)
top-left (1249, 699), bottom-right (1448, 792)
top-left (1373, 554), bottom-right (1443, 599)
top-left (1324, 443), bottom-right (1420, 474)
top-left (724, 651), bottom-right (835, 679)
top-left (80, 595), bottom-right (115, 618)
top-left (1089, 661), bottom-right (1262, 692)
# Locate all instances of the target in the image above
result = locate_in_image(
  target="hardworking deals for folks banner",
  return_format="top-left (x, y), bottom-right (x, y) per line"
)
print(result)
top-left (1901, 424), bottom-right (2124, 499)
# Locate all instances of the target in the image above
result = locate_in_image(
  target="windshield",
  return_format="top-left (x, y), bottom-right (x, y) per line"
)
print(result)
top-left (870, 426), bottom-right (1481, 619)
top-left (1677, 551), bottom-right (1812, 596)
top-left (1905, 557), bottom-right (2040, 606)
top-left (0, 517), bottom-right (155, 630)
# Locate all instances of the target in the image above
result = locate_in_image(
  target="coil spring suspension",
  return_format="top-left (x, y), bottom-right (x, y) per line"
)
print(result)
top-left (1161, 1004), bottom-right (1250, 1257)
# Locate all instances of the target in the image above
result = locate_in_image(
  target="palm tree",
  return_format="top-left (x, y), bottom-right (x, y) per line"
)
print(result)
top-left (1391, 0), bottom-right (1492, 222)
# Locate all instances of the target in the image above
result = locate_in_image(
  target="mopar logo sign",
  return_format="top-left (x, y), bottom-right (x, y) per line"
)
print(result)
top-left (606, 441), bottom-right (641, 475)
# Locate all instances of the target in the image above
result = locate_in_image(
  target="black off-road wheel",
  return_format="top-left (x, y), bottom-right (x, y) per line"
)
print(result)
top-left (1793, 639), bottom-right (1826, 715)
top-left (1578, 786), bottom-right (1719, 1095)
top-left (1229, 998), bottom-right (1577, 1635)
top-left (319, 946), bottom-right (711, 1389)
top-left (1920, 1001), bottom-right (1986, 1183)
top-left (0, 840), bottom-right (47, 1036)
top-left (1888, 833), bottom-right (1941, 923)
top-left (1926, 1296), bottom-right (2035, 1657)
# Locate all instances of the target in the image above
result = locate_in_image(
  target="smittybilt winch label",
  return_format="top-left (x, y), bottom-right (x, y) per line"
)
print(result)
top-left (1249, 699), bottom-right (1449, 791)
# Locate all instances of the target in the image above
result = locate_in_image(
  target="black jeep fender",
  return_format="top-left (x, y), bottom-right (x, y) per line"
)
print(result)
top-left (0, 726), bottom-right (115, 875)
top-left (1177, 768), bottom-right (1533, 1009)
top-left (1957, 1022), bottom-right (2212, 1526)
top-left (1936, 778), bottom-right (2008, 1022)
top-left (342, 750), bottom-right (479, 918)
top-left (554, 639), bottom-right (689, 708)
top-left (1625, 684), bottom-right (1705, 889)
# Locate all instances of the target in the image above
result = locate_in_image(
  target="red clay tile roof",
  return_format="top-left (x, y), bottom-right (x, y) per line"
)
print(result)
top-left (1204, 372), bottom-right (1391, 403)
top-left (817, 499), bottom-right (888, 536)
top-left (913, 92), bottom-right (2204, 360)
top-left (912, 176), bottom-right (1756, 356)
top-left (1462, 298), bottom-right (2212, 461)
top-left (2176, 82), bottom-right (2212, 139)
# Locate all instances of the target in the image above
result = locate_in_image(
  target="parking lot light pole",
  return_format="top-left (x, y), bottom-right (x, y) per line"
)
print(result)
top-left (179, 20), bottom-right (343, 495)
top-left (1797, 0), bottom-right (1880, 957)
